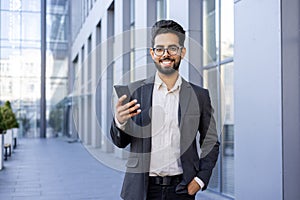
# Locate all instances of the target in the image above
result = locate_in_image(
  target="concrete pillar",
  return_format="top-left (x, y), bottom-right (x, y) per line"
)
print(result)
top-left (78, 46), bottom-right (85, 142)
top-left (91, 28), bottom-right (101, 148)
top-left (0, 134), bottom-right (4, 170)
top-left (234, 0), bottom-right (283, 199)
top-left (100, 4), bottom-right (114, 153)
top-left (281, 0), bottom-right (300, 199)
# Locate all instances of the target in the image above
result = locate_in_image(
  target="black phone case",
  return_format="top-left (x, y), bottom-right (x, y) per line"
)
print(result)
top-left (114, 85), bottom-right (130, 104)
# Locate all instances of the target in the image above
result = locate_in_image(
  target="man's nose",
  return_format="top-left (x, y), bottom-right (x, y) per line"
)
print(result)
top-left (162, 48), bottom-right (170, 56)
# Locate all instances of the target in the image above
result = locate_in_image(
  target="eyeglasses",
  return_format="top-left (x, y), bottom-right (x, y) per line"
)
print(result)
top-left (152, 45), bottom-right (183, 56)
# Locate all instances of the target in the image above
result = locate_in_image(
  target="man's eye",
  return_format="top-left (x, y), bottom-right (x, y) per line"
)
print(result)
top-left (156, 48), bottom-right (163, 52)
top-left (169, 47), bottom-right (178, 51)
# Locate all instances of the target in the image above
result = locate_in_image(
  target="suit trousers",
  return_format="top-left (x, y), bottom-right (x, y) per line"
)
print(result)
top-left (147, 176), bottom-right (195, 200)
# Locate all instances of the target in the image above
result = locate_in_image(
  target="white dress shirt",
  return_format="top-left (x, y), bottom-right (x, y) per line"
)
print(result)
top-left (149, 73), bottom-right (183, 176)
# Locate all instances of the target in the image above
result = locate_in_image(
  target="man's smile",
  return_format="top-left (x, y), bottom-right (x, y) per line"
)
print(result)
top-left (160, 58), bottom-right (174, 67)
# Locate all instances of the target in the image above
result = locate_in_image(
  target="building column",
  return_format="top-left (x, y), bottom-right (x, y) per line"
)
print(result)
top-left (281, 0), bottom-right (300, 199)
top-left (100, 3), bottom-right (114, 153)
top-left (78, 47), bottom-right (85, 142)
top-left (111, 0), bottom-right (131, 158)
top-left (234, 0), bottom-right (283, 199)
top-left (40, 0), bottom-right (46, 138)
top-left (91, 28), bottom-right (101, 148)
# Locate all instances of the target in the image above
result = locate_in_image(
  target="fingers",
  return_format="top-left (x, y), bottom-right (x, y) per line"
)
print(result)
top-left (117, 95), bottom-right (128, 107)
top-left (187, 180), bottom-right (201, 195)
top-left (117, 98), bottom-right (138, 113)
top-left (118, 103), bottom-right (140, 116)
top-left (116, 96), bottom-right (141, 124)
top-left (121, 108), bottom-right (141, 119)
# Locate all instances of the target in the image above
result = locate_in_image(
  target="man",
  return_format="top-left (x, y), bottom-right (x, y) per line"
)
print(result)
top-left (111, 20), bottom-right (219, 200)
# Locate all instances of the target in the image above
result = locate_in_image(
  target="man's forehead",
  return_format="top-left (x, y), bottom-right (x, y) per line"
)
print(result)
top-left (154, 33), bottom-right (180, 46)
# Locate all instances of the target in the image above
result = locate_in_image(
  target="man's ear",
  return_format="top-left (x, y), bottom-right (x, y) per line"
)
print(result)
top-left (150, 48), bottom-right (155, 60)
top-left (181, 47), bottom-right (186, 59)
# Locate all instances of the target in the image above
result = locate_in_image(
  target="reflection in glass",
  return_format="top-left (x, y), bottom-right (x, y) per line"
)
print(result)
top-left (156, 0), bottom-right (166, 20)
top-left (0, 2), bottom-right (41, 137)
top-left (70, 0), bottom-right (82, 42)
top-left (204, 68), bottom-right (219, 117)
top-left (221, 0), bottom-right (234, 60)
top-left (202, 0), bottom-right (234, 197)
top-left (203, 0), bottom-right (218, 66)
top-left (203, 63), bottom-right (234, 196)
top-left (203, 67), bottom-right (220, 191)
top-left (0, 12), bottom-right (9, 39)
top-left (22, 12), bottom-right (41, 41)
top-left (221, 63), bottom-right (234, 196)
top-left (46, 0), bottom-right (69, 137)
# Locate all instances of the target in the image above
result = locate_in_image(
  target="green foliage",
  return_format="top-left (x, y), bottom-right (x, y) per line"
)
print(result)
top-left (18, 115), bottom-right (31, 134)
top-left (0, 101), bottom-right (19, 133)
top-left (48, 107), bottom-right (63, 133)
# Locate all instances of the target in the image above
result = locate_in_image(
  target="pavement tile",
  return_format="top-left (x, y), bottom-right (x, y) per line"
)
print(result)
top-left (0, 137), bottom-right (230, 200)
top-left (11, 191), bottom-right (41, 197)
top-left (0, 187), bottom-right (15, 192)
top-left (0, 138), bottom-right (123, 200)
top-left (13, 196), bottom-right (48, 200)
top-left (0, 194), bottom-right (13, 200)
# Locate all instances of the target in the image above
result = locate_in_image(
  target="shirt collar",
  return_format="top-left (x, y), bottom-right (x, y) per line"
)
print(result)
top-left (154, 72), bottom-right (182, 92)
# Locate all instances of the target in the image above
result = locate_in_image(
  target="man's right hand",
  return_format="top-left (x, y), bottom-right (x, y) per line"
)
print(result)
top-left (116, 95), bottom-right (141, 124)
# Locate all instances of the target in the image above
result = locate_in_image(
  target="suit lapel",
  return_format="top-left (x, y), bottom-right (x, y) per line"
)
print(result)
top-left (179, 79), bottom-right (192, 126)
top-left (179, 79), bottom-right (199, 156)
top-left (140, 76), bottom-right (155, 154)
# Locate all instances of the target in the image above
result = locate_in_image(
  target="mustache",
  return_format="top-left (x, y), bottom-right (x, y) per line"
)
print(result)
top-left (159, 58), bottom-right (175, 62)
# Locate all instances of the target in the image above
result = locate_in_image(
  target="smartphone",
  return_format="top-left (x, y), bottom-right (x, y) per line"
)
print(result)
top-left (114, 85), bottom-right (131, 104)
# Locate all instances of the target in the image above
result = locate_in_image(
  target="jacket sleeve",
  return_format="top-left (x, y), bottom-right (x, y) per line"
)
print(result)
top-left (196, 89), bottom-right (220, 190)
top-left (110, 119), bottom-right (131, 148)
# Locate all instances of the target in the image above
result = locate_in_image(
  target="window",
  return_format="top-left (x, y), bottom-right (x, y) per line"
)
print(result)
top-left (87, 35), bottom-right (92, 90)
top-left (0, 0), bottom-right (42, 136)
top-left (81, 45), bottom-right (85, 92)
top-left (202, 0), bottom-right (234, 197)
top-left (156, 0), bottom-right (166, 20)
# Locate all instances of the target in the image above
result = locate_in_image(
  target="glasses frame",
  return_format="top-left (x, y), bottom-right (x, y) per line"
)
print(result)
top-left (152, 45), bottom-right (183, 56)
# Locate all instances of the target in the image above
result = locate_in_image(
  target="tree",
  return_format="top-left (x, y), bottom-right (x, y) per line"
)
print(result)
top-left (0, 101), bottom-right (19, 134)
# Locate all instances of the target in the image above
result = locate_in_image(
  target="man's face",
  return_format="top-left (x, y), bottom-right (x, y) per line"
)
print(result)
top-left (150, 33), bottom-right (186, 76)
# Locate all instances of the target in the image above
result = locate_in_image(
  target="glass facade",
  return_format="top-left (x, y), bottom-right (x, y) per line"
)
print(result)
top-left (0, 0), bottom-right (41, 137)
top-left (0, 0), bottom-right (69, 138)
top-left (203, 0), bottom-right (234, 197)
top-left (156, 0), bottom-right (166, 20)
top-left (46, 0), bottom-right (69, 137)
top-left (130, 0), bottom-right (135, 81)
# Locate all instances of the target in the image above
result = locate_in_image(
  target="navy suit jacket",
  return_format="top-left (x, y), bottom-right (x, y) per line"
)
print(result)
top-left (110, 76), bottom-right (219, 200)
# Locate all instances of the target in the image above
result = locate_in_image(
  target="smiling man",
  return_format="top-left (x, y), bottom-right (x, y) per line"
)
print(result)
top-left (111, 20), bottom-right (220, 200)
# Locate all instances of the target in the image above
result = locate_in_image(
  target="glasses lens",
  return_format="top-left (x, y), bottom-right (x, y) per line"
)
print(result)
top-left (168, 46), bottom-right (179, 55)
top-left (154, 47), bottom-right (164, 56)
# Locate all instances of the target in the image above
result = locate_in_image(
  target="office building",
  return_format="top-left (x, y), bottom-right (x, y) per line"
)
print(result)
top-left (1, 0), bottom-right (299, 199)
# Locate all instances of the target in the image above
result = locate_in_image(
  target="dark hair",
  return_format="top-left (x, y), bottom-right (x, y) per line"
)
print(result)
top-left (151, 20), bottom-right (186, 47)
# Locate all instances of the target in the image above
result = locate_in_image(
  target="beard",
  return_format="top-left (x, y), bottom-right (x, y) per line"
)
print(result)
top-left (154, 58), bottom-right (181, 75)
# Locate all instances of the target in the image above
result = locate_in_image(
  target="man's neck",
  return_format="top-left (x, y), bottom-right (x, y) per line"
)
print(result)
top-left (157, 71), bottom-right (179, 91)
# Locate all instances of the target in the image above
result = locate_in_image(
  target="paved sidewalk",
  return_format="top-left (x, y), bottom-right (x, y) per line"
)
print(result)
top-left (0, 137), bottom-right (231, 200)
top-left (0, 138), bottom-right (124, 200)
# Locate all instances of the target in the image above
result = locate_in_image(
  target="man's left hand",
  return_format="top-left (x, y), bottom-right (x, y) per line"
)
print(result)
top-left (187, 179), bottom-right (201, 195)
